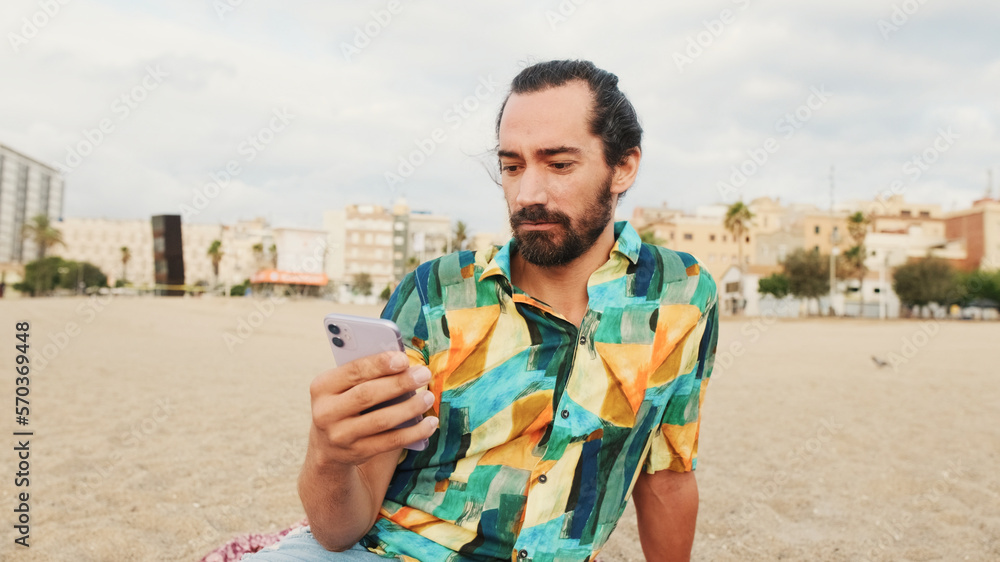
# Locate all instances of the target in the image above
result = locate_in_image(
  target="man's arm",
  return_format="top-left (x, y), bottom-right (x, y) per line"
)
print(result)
top-left (298, 351), bottom-right (439, 551)
top-left (631, 469), bottom-right (699, 562)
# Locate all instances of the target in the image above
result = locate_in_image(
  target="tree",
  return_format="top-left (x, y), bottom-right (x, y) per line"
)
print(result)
top-left (782, 248), bottom-right (830, 314)
top-left (956, 269), bottom-right (1000, 306)
top-left (844, 211), bottom-right (872, 307)
top-left (893, 258), bottom-right (958, 316)
top-left (13, 257), bottom-right (106, 296)
top-left (21, 214), bottom-right (64, 260)
top-left (452, 221), bottom-right (469, 252)
top-left (268, 244), bottom-right (278, 268)
top-left (207, 240), bottom-right (224, 286)
top-left (252, 243), bottom-right (265, 269)
top-left (379, 284), bottom-right (392, 302)
top-left (120, 246), bottom-right (131, 284)
top-left (352, 272), bottom-right (373, 296)
top-left (640, 229), bottom-right (665, 246)
top-left (758, 273), bottom-right (790, 299)
top-left (725, 201), bottom-right (754, 314)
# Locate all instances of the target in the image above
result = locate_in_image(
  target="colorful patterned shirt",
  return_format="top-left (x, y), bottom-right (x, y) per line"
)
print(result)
top-left (365, 221), bottom-right (719, 562)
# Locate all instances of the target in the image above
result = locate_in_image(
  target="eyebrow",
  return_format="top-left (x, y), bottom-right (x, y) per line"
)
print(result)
top-left (497, 146), bottom-right (583, 160)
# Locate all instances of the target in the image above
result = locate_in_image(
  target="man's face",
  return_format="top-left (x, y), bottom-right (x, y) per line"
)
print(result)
top-left (497, 80), bottom-right (622, 267)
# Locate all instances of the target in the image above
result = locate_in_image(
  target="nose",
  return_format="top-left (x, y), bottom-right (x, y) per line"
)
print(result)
top-left (514, 165), bottom-right (547, 209)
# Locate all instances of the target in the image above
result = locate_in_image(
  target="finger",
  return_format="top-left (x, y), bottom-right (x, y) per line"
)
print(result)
top-left (351, 415), bottom-right (440, 458)
top-left (341, 390), bottom-right (436, 440)
top-left (311, 366), bottom-right (432, 428)
top-left (341, 366), bottom-right (432, 413)
top-left (312, 351), bottom-right (411, 396)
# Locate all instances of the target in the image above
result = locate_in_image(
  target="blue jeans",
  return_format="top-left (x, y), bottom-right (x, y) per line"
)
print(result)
top-left (240, 526), bottom-right (400, 561)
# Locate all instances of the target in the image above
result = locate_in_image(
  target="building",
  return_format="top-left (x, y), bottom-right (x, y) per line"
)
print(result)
top-left (54, 216), bottom-right (273, 289)
top-left (945, 197), bottom-right (1000, 271)
top-left (325, 200), bottom-right (455, 297)
top-left (0, 144), bottom-right (65, 264)
top-left (633, 204), bottom-right (753, 280)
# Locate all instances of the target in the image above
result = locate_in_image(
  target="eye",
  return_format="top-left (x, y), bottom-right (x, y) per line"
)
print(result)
top-left (551, 162), bottom-right (573, 171)
top-left (501, 164), bottom-right (521, 174)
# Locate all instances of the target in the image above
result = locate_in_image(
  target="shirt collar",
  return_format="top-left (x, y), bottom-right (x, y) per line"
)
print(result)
top-left (479, 220), bottom-right (641, 285)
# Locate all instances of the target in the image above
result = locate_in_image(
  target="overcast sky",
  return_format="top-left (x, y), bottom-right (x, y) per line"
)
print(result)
top-left (2, 0), bottom-right (998, 235)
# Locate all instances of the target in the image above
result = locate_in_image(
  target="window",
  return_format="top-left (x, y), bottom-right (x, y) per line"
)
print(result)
top-left (709, 234), bottom-right (716, 242)
top-left (723, 235), bottom-right (727, 242)
top-left (683, 233), bottom-right (693, 241)
top-left (901, 210), bottom-right (912, 217)
top-left (919, 211), bottom-right (930, 218)
top-left (745, 236), bottom-right (750, 243)
top-left (814, 226), bottom-right (821, 234)
top-left (670, 232), bottom-right (675, 240)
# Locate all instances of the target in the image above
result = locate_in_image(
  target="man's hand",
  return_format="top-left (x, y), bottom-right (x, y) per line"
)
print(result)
top-left (632, 469), bottom-right (699, 562)
top-left (299, 351), bottom-right (439, 551)
top-left (308, 350), bottom-right (439, 467)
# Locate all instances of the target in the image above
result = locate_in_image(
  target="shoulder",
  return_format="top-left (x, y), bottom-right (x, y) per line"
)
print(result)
top-left (639, 244), bottom-right (718, 310)
top-left (387, 249), bottom-right (492, 310)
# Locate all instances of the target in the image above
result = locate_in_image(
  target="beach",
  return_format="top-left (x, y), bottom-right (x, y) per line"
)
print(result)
top-left (0, 295), bottom-right (997, 561)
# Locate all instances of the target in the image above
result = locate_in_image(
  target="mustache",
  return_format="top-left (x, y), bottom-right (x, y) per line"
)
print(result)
top-left (510, 206), bottom-right (572, 228)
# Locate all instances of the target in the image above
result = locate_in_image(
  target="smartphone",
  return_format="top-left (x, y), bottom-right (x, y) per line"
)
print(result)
top-left (323, 313), bottom-right (429, 451)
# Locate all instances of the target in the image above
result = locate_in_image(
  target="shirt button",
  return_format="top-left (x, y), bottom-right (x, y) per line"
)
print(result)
top-left (579, 336), bottom-right (586, 345)
top-left (561, 409), bottom-right (570, 419)
top-left (518, 549), bottom-right (528, 559)
top-left (538, 474), bottom-right (547, 483)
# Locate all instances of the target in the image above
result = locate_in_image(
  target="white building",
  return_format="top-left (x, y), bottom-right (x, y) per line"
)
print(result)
top-left (0, 144), bottom-right (65, 264)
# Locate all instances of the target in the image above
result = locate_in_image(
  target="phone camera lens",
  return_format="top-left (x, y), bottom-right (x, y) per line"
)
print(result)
top-left (328, 324), bottom-right (341, 335)
top-left (332, 336), bottom-right (344, 347)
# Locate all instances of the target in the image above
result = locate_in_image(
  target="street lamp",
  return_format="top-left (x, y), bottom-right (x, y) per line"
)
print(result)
top-left (829, 227), bottom-right (840, 316)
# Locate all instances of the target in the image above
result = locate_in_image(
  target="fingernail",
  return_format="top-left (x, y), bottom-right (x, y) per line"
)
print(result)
top-left (390, 353), bottom-right (408, 371)
top-left (412, 367), bottom-right (431, 385)
top-left (422, 391), bottom-right (435, 407)
top-left (425, 416), bottom-right (439, 429)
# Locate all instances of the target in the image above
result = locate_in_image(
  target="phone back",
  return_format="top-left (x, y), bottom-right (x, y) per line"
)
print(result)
top-left (323, 313), bottom-right (404, 366)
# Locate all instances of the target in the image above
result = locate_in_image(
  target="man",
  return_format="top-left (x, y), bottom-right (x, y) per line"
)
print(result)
top-left (247, 59), bottom-right (718, 562)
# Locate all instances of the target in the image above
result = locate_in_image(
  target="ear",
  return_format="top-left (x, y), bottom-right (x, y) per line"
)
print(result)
top-left (610, 147), bottom-right (641, 196)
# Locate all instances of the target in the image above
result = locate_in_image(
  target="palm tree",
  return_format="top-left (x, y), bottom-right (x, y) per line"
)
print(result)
top-left (846, 211), bottom-right (872, 310)
top-left (252, 243), bottom-right (265, 269)
top-left (724, 202), bottom-right (754, 314)
top-left (120, 246), bottom-right (131, 284)
top-left (207, 240), bottom-right (224, 287)
top-left (22, 214), bottom-right (64, 260)
top-left (725, 202), bottom-right (754, 271)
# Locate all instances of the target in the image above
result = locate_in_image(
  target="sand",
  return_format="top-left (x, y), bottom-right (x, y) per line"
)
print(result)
top-left (0, 295), bottom-right (997, 561)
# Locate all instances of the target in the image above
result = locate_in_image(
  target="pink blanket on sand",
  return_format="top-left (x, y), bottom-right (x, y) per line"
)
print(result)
top-left (199, 519), bottom-right (308, 562)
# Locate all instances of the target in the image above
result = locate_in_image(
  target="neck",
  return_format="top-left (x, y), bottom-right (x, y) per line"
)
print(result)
top-left (511, 222), bottom-right (617, 327)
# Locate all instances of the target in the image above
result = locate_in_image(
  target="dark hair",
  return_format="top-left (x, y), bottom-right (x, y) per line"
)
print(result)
top-left (495, 60), bottom-right (643, 169)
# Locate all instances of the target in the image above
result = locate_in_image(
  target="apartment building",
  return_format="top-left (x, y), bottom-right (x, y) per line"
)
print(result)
top-left (0, 144), bottom-right (65, 263)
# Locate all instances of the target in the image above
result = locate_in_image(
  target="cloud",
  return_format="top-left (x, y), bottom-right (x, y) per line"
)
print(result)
top-left (1, 0), bottom-right (998, 237)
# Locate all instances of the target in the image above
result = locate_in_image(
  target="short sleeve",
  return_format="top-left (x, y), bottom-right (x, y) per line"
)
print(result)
top-left (643, 273), bottom-right (719, 474)
top-left (380, 271), bottom-right (430, 367)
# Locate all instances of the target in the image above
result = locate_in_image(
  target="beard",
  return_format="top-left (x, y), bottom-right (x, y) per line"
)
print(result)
top-left (509, 171), bottom-right (615, 267)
